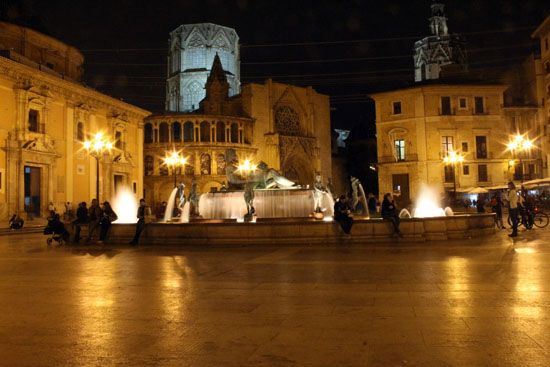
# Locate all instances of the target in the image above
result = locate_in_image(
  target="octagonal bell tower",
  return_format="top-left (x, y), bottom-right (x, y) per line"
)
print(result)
top-left (165, 23), bottom-right (240, 112)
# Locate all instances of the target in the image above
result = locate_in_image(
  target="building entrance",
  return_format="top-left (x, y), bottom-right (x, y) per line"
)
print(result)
top-left (24, 166), bottom-right (41, 217)
top-left (114, 174), bottom-right (124, 196)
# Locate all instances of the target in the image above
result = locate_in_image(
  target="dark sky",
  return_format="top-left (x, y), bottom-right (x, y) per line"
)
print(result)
top-left (1, 0), bottom-right (549, 132)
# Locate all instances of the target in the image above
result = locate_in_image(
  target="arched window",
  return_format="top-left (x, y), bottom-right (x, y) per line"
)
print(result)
top-left (144, 123), bottom-right (153, 144)
top-left (185, 155), bottom-right (195, 176)
top-left (200, 121), bottom-right (210, 142)
top-left (216, 121), bottom-right (225, 142)
top-left (230, 122), bottom-right (239, 143)
top-left (200, 153), bottom-right (211, 175)
top-left (275, 106), bottom-right (301, 136)
top-left (159, 122), bottom-right (169, 143)
top-left (76, 122), bottom-right (85, 141)
top-left (144, 156), bottom-right (154, 176)
top-left (172, 122), bottom-right (181, 142)
top-left (183, 121), bottom-right (194, 142)
top-left (159, 160), bottom-right (168, 176)
top-left (216, 154), bottom-right (226, 175)
top-left (115, 131), bottom-right (123, 149)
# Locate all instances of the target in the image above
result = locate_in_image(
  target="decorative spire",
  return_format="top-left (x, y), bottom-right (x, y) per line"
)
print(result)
top-left (429, 1), bottom-right (448, 36)
top-left (208, 53), bottom-right (227, 83)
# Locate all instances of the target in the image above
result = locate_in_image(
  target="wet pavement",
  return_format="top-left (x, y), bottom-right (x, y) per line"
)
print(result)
top-left (0, 228), bottom-right (549, 366)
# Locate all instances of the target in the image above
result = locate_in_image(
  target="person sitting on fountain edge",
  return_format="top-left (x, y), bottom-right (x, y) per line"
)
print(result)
top-left (382, 193), bottom-right (402, 237)
top-left (334, 195), bottom-right (353, 236)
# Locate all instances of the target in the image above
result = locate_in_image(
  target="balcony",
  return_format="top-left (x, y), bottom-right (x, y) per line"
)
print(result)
top-left (378, 154), bottom-right (418, 163)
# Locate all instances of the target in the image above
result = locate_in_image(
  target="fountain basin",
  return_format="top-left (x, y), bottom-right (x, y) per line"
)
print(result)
top-left (107, 213), bottom-right (495, 245)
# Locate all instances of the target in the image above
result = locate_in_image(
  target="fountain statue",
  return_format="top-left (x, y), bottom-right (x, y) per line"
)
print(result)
top-left (244, 181), bottom-right (255, 220)
top-left (188, 180), bottom-right (201, 217)
top-left (252, 161), bottom-right (298, 189)
top-left (225, 149), bottom-right (246, 189)
top-left (176, 182), bottom-right (186, 210)
top-left (313, 174), bottom-right (328, 212)
top-left (350, 176), bottom-right (369, 217)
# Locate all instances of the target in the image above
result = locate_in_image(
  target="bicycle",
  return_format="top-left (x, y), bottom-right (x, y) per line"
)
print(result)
top-left (507, 206), bottom-right (549, 229)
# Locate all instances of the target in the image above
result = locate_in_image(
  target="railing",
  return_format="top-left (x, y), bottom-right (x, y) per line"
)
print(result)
top-left (378, 154), bottom-right (418, 163)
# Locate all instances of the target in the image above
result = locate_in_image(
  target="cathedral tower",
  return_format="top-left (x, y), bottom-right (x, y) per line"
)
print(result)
top-left (165, 23), bottom-right (240, 112)
top-left (413, 1), bottom-right (467, 82)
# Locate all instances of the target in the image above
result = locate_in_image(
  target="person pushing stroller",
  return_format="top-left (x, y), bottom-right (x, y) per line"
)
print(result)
top-left (44, 214), bottom-right (69, 245)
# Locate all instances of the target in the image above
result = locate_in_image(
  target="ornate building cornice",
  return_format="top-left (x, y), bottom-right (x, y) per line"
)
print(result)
top-left (0, 57), bottom-right (150, 120)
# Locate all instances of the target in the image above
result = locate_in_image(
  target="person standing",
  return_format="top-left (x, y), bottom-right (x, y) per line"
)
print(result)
top-left (381, 193), bottom-right (402, 237)
top-left (129, 199), bottom-right (149, 246)
top-left (73, 202), bottom-right (89, 243)
top-left (48, 202), bottom-right (56, 218)
top-left (86, 199), bottom-right (102, 244)
top-left (367, 193), bottom-right (377, 216)
top-left (334, 195), bottom-right (353, 235)
top-left (507, 182), bottom-right (519, 238)
top-left (98, 201), bottom-right (118, 243)
top-left (490, 194), bottom-right (504, 229)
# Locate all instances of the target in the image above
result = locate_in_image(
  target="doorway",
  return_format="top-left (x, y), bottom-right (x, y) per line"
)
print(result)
top-left (24, 166), bottom-right (41, 217)
top-left (392, 174), bottom-right (410, 208)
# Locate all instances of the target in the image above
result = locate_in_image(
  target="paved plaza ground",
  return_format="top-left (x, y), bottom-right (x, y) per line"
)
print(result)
top-left (0, 228), bottom-right (549, 366)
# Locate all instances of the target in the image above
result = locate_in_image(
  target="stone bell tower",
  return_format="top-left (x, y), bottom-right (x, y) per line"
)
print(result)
top-left (413, 1), bottom-right (467, 82)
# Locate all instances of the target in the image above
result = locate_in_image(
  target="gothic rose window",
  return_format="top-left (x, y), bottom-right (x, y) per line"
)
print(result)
top-left (275, 106), bottom-right (301, 136)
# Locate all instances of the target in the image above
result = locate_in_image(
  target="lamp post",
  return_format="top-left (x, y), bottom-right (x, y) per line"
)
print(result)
top-left (506, 134), bottom-right (534, 182)
top-left (443, 150), bottom-right (464, 201)
top-left (163, 150), bottom-right (187, 188)
top-left (238, 159), bottom-right (257, 217)
top-left (83, 132), bottom-right (114, 201)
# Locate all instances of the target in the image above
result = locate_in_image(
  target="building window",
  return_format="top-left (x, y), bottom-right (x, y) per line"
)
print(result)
top-left (76, 122), bottom-right (85, 141)
top-left (444, 165), bottom-right (455, 183)
top-left (200, 153), bottom-right (211, 175)
top-left (115, 131), bottom-right (123, 150)
top-left (461, 142), bottom-right (468, 152)
top-left (275, 106), bottom-right (301, 136)
top-left (28, 109), bottom-right (39, 132)
top-left (172, 122), bottom-right (181, 142)
top-left (474, 96), bottom-right (485, 114)
top-left (475, 136), bottom-right (487, 159)
top-left (394, 139), bottom-right (405, 161)
top-left (478, 164), bottom-right (488, 182)
top-left (144, 123), bottom-right (153, 144)
top-left (230, 123), bottom-right (239, 143)
top-left (216, 121), bottom-right (225, 142)
top-left (440, 96), bottom-right (452, 115)
top-left (463, 165), bottom-right (470, 175)
top-left (159, 159), bottom-right (168, 176)
top-left (183, 121), bottom-right (194, 142)
top-left (392, 101), bottom-right (402, 115)
top-left (216, 154), bottom-right (226, 175)
top-left (144, 156), bottom-right (154, 176)
top-left (200, 121), bottom-right (210, 142)
top-left (159, 122), bottom-right (169, 143)
top-left (441, 136), bottom-right (454, 154)
top-left (458, 97), bottom-right (467, 109)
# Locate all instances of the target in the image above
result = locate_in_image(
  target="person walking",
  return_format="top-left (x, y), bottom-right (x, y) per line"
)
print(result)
top-left (86, 199), bottom-right (102, 244)
top-left (129, 199), bottom-right (149, 246)
top-left (98, 201), bottom-right (118, 243)
top-left (73, 202), bottom-right (88, 243)
top-left (367, 193), bottom-right (378, 216)
top-left (381, 193), bottom-right (402, 237)
top-left (490, 194), bottom-right (504, 229)
top-left (507, 181), bottom-right (519, 238)
top-left (334, 195), bottom-right (353, 236)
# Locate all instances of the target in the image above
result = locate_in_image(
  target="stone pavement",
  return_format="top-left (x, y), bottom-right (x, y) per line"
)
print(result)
top-left (0, 228), bottom-right (548, 366)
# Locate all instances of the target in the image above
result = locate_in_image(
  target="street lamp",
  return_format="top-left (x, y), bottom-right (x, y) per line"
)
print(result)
top-left (506, 134), bottom-right (534, 182)
top-left (163, 150), bottom-right (187, 188)
top-left (83, 132), bottom-right (114, 201)
top-left (443, 150), bottom-right (464, 200)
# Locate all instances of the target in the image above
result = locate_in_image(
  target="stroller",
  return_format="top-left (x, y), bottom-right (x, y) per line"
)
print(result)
top-left (44, 214), bottom-right (69, 246)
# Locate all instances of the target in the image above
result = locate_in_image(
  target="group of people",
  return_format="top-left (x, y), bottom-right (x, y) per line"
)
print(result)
top-left (70, 199), bottom-right (118, 244)
top-left (333, 192), bottom-right (402, 238)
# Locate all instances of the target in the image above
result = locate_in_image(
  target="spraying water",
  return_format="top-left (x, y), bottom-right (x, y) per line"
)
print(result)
top-left (413, 184), bottom-right (446, 218)
top-left (163, 187), bottom-right (178, 223)
top-left (112, 187), bottom-right (138, 223)
top-left (179, 202), bottom-right (190, 223)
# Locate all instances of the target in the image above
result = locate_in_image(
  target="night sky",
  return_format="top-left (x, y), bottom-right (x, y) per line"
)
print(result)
top-left (1, 0), bottom-right (549, 133)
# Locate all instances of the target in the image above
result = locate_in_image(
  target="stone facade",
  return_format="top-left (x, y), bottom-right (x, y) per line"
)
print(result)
top-left (166, 23), bottom-right (240, 112)
top-left (413, 2), bottom-right (467, 82)
top-left (0, 23), bottom-right (149, 220)
top-left (532, 16), bottom-right (550, 177)
top-left (144, 57), bottom-right (331, 211)
top-left (371, 84), bottom-right (522, 205)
